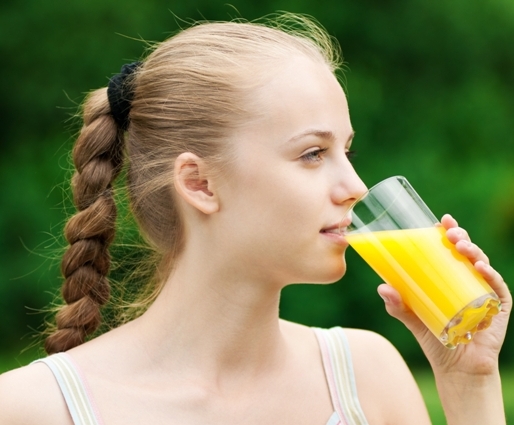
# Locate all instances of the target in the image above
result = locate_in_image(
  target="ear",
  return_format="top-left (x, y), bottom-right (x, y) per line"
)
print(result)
top-left (173, 152), bottom-right (220, 215)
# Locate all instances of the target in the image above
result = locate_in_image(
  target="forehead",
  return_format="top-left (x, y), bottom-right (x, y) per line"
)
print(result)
top-left (236, 55), bottom-right (351, 147)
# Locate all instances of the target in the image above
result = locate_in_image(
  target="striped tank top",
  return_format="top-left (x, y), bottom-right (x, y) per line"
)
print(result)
top-left (33, 327), bottom-right (368, 425)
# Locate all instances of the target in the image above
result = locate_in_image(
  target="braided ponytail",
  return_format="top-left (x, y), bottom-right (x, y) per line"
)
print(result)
top-left (44, 16), bottom-right (342, 352)
top-left (45, 89), bottom-right (124, 354)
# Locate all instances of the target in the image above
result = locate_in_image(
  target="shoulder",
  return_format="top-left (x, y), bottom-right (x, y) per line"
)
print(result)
top-left (341, 328), bottom-right (431, 425)
top-left (0, 360), bottom-right (72, 425)
top-left (317, 327), bottom-right (409, 387)
top-left (343, 327), bottom-right (405, 365)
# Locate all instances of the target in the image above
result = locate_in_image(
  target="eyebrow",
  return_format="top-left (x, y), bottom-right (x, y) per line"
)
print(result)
top-left (287, 129), bottom-right (355, 145)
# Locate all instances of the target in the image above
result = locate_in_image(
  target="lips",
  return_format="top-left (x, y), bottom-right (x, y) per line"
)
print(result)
top-left (320, 215), bottom-right (352, 235)
top-left (320, 223), bottom-right (348, 247)
top-left (320, 224), bottom-right (343, 235)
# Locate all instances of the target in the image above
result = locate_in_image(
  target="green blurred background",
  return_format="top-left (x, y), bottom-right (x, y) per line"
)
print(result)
top-left (1, 0), bottom-right (513, 422)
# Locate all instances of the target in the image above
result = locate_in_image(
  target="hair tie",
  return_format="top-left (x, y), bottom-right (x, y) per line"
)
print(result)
top-left (107, 62), bottom-right (141, 131)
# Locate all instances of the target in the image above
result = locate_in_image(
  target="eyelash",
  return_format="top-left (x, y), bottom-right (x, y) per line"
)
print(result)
top-left (301, 148), bottom-right (329, 163)
top-left (346, 150), bottom-right (357, 161)
top-left (301, 148), bottom-right (357, 163)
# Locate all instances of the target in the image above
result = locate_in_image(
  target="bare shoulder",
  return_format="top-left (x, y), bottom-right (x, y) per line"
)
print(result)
top-left (344, 327), bottom-right (405, 364)
top-left (343, 328), bottom-right (417, 383)
top-left (0, 362), bottom-right (72, 425)
top-left (343, 328), bottom-right (432, 425)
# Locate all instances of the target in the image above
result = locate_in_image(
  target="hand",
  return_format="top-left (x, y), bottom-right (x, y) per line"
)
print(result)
top-left (377, 214), bottom-right (512, 377)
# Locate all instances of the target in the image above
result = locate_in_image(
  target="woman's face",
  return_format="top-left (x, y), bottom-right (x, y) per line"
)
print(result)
top-left (214, 55), bottom-right (367, 285)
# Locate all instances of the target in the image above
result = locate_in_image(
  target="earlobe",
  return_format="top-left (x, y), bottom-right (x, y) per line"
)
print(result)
top-left (173, 152), bottom-right (219, 215)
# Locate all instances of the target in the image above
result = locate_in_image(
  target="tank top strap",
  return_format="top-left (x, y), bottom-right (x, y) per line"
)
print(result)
top-left (313, 327), bottom-right (369, 425)
top-left (32, 352), bottom-right (103, 425)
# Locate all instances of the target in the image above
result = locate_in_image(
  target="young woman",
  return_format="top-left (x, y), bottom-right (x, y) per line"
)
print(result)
top-left (0, 15), bottom-right (510, 425)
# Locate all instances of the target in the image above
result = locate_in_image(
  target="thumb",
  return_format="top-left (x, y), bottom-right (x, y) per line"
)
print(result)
top-left (377, 284), bottom-right (432, 342)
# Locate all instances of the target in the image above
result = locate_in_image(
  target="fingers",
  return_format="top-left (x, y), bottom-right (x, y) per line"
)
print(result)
top-left (441, 213), bottom-right (511, 313)
top-left (445, 227), bottom-right (470, 244)
top-left (377, 284), bottom-right (429, 337)
top-left (442, 214), bottom-right (490, 265)
top-left (475, 261), bottom-right (512, 310)
top-left (441, 214), bottom-right (471, 244)
top-left (455, 239), bottom-right (490, 265)
top-left (441, 213), bottom-right (458, 229)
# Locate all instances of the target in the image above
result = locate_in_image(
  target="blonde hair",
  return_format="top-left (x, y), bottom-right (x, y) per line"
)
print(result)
top-left (45, 13), bottom-right (343, 354)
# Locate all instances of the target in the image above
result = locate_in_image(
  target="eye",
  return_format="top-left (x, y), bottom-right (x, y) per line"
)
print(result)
top-left (346, 150), bottom-right (357, 162)
top-left (300, 147), bottom-right (329, 163)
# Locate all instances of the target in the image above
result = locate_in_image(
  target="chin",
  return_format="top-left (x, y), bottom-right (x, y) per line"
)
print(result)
top-left (324, 256), bottom-right (348, 282)
top-left (302, 259), bottom-right (347, 284)
top-left (320, 268), bottom-right (347, 284)
top-left (284, 249), bottom-right (348, 285)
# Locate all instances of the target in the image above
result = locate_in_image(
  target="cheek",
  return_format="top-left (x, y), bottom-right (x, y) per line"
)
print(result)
top-left (218, 171), bottom-right (347, 283)
top-left (245, 175), bottom-right (320, 232)
top-left (225, 157), bottom-right (328, 239)
top-left (220, 172), bottom-right (313, 252)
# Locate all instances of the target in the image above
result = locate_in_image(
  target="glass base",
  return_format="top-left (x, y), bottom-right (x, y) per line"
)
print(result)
top-left (439, 294), bottom-right (501, 349)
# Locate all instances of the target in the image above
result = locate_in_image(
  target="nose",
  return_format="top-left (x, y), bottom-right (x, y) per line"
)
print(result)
top-left (331, 163), bottom-right (368, 206)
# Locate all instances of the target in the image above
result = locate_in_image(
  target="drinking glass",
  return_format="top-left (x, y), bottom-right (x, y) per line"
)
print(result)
top-left (342, 176), bottom-right (501, 348)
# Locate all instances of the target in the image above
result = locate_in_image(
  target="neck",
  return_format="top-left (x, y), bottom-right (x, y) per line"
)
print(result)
top-left (126, 243), bottom-right (288, 385)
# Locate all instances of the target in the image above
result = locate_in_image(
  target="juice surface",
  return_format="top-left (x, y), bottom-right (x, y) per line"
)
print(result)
top-left (346, 226), bottom-right (495, 337)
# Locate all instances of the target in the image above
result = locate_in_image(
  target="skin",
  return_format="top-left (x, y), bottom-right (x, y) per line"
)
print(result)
top-left (379, 214), bottom-right (511, 424)
top-left (0, 55), bottom-right (510, 425)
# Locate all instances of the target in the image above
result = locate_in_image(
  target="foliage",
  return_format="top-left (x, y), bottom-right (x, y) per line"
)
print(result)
top-left (1, 0), bottom-right (513, 370)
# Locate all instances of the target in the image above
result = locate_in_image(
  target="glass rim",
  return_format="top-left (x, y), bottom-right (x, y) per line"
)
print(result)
top-left (343, 175), bottom-right (407, 214)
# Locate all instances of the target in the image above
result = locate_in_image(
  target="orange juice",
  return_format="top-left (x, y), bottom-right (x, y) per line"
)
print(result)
top-left (346, 226), bottom-right (500, 348)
